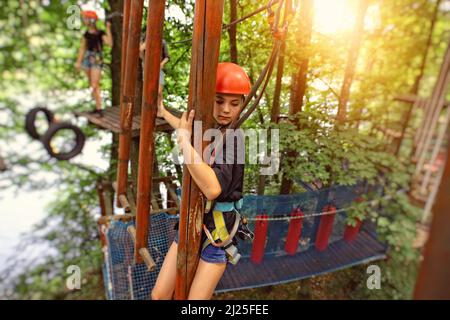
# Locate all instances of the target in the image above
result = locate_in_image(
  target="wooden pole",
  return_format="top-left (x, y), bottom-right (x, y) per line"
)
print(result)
top-left (400, 0), bottom-right (442, 157)
top-left (415, 45), bottom-right (450, 176)
top-left (175, 0), bottom-right (225, 300)
top-left (414, 42), bottom-right (450, 163)
top-left (419, 76), bottom-right (450, 193)
top-left (120, 0), bottom-right (131, 103)
top-left (134, 0), bottom-right (166, 263)
top-left (116, 0), bottom-right (144, 206)
top-left (414, 98), bottom-right (429, 148)
top-left (414, 132), bottom-right (450, 299)
top-left (421, 160), bottom-right (445, 224)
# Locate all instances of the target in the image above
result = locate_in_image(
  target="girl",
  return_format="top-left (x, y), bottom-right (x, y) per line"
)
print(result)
top-left (75, 10), bottom-right (113, 117)
top-left (152, 62), bottom-right (252, 300)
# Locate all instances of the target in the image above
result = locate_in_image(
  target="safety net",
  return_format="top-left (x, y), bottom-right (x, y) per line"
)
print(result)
top-left (102, 183), bottom-right (387, 299)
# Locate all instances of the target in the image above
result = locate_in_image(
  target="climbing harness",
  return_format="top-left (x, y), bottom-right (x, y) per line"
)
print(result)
top-left (202, 199), bottom-right (254, 265)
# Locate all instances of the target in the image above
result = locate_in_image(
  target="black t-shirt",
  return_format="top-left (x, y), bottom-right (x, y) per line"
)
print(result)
top-left (174, 129), bottom-right (245, 244)
top-left (141, 35), bottom-right (170, 62)
top-left (84, 30), bottom-right (105, 52)
top-left (161, 40), bottom-right (169, 62)
top-left (210, 129), bottom-right (245, 202)
top-left (202, 129), bottom-right (245, 244)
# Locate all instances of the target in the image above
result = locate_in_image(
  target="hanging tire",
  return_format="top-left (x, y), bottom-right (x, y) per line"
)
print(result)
top-left (41, 122), bottom-right (85, 161)
top-left (25, 106), bottom-right (55, 140)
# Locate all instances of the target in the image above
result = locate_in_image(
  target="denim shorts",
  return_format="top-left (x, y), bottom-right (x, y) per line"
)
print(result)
top-left (159, 70), bottom-right (165, 86)
top-left (140, 62), bottom-right (165, 87)
top-left (82, 51), bottom-right (103, 70)
top-left (173, 232), bottom-right (227, 264)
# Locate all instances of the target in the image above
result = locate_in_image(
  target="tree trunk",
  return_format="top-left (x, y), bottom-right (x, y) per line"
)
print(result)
top-left (271, 41), bottom-right (286, 123)
top-left (107, 0), bottom-right (124, 192)
top-left (228, 0), bottom-right (238, 63)
top-left (279, 0), bottom-right (313, 195)
top-left (336, 0), bottom-right (369, 124)
top-left (398, 0), bottom-right (442, 156)
top-left (290, 0), bottom-right (313, 116)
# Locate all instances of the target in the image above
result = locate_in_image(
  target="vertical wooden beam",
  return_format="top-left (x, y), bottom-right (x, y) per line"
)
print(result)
top-left (175, 0), bottom-right (225, 300)
top-left (116, 0), bottom-right (144, 206)
top-left (120, 0), bottom-right (131, 104)
top-left (414, 42), bottom-right (450, 163)
top-left (414, 132), bottom-right (450, 299)
top-left (134, 0), bottom-right (166, 263)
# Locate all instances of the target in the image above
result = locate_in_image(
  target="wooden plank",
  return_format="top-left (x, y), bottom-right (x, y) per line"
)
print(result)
top-left (75, 106), bottom-right (173, 135)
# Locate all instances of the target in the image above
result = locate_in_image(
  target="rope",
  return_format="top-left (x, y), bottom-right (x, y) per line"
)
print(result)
top-left (223, 0), bottom-right (282, 31)
top-left (167, 0), bottom-right (283, 46)
top-left (244, 190), bottom-right (404, 222)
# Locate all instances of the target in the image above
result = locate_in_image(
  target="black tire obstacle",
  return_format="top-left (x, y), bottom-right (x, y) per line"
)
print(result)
top-left (25, 107), bottom-right (86, 161)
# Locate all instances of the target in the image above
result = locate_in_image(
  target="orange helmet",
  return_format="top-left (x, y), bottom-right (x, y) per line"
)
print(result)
top-left (82, 10), bottom-right (98, 20)
top-left (216, 62), bottom-right (252, 95)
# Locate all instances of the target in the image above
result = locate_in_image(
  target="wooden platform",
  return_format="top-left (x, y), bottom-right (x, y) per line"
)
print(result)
top-left (74, 106), bottom-right (179, 136)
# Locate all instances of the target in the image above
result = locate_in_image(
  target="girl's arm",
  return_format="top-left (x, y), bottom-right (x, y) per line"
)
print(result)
top-left (75, 38), bottom-right (86, 70)
top-left (160, 57), bottom-right (169, 69)
top-left (103, 22), bottom-right (113, 47)
top-left (180, 139), bottom-right (222, 201)
top-left (178, 110), bottom-right (222, 201)
top-left (139, 41), bottom-right (145, 60)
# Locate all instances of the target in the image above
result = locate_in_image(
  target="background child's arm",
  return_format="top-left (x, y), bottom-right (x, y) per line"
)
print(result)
top-left (75, 38), bottom-right (86, 70)
top-left (102, 22), bottom-right (113, 47)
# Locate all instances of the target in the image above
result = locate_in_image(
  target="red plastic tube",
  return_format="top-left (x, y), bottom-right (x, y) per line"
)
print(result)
top-left (284, 208), bottom-right (304, 255)
top-left (251, 214), bottom-right (269, 264)
top-left (315, 204), bottom-right (336, 251)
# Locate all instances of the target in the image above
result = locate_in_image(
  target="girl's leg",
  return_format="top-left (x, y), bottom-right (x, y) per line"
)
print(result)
top-left (90, 68), bottom-right (102, 111)
top-left (187, 259), bottom-right (226, 300)
top-left (151, 241), bottom-right (178, 300)
top-left (158, 85), bottom-right (163, 104)
top-left (84, 69), bottom-right (91, 85)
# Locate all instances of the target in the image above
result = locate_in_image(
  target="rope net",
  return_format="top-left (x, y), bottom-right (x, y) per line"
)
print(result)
top-left (102, 182), bottom-right (386, 299)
